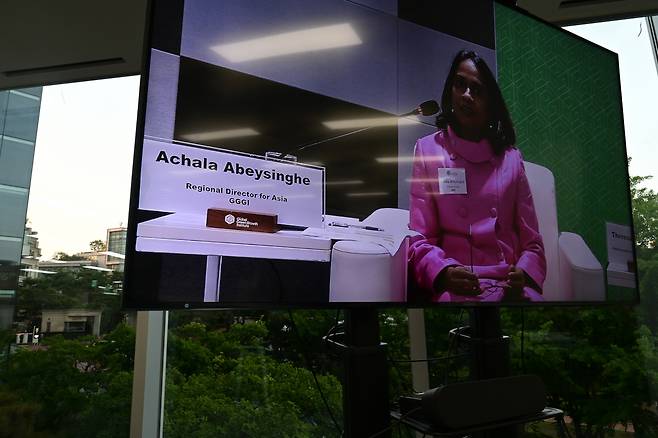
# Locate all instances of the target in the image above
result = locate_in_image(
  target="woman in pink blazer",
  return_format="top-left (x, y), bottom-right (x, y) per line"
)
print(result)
top-left (409, 50), bottom-right (546, 302)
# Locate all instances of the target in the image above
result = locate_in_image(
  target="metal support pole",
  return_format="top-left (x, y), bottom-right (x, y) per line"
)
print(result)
top-left (407, 308), bottom-right (430, 392)
top-left (342, 308), bottom-right (390, 438)
top-left (469, 307), bottom-right (516, 438)
top-left (130, 311), bottom-right (168, 438)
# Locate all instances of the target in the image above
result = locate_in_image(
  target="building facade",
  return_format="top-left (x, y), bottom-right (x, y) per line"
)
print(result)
top-left (20, 225), bottom-right (42, 280)
top-left (106, 227), bottom-right (127, 272)
top-left (0, 87), bottom-right (42, 328)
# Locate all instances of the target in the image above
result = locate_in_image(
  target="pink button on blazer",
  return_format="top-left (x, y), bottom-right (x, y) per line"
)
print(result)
top-left (408, 126), bottom-right (546, 302)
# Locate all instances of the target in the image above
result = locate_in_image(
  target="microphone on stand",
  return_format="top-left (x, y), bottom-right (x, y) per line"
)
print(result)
top-left (399, 100), bottom-right (440, 117)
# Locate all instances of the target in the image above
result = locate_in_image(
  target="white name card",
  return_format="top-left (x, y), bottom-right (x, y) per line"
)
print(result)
top-left (438, 168), bottom-right (467, 195)
top-left (606, 222), bottom-right (634, 268)
top-left (139, 139), bottom-right (324, 228)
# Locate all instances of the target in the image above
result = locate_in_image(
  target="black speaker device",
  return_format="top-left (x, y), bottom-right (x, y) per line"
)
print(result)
top-left (400, 375), bottom-right (546, 430)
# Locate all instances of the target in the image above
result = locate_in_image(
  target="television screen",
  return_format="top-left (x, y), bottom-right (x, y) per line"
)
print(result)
top-left (123, 0), bottom-right (638, 309)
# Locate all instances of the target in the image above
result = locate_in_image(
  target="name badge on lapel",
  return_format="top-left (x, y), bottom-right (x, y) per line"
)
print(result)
top-left (438, 168), bottom-right (467, 195)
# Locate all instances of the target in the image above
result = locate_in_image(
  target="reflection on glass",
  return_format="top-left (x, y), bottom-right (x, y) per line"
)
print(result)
top-left (375, 156), bottom-right (414, 164)
top-left (212, 23), bottom-right (362, 62)
top-left (324, 180), bottom-right (364, 186)
top-left (375, 155), bottom-right (444, 164)
top-left (98, 251), bottom-right (126, 260)
top-left (81, 265), bottom-right (114, 272)
top-left (345, 192), bottom-right (389, 197)
top-left (323, 117), bottom-right (417, 130)
top-left (406, 177), bottom-right (438, 183)
top-left (181, 127), bottom-right (260, 142)
top-left (20, 268), bottom-right (56, 275)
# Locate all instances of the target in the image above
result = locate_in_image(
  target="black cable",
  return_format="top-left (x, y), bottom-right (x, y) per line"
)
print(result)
top-left (267, 261), bottom-right (285, 303)
top-left (323, 310), bottom-right (342, 341)
top-left (387, 350), bottom-right (417, 394)
top-left (444, 309), bottom-right (466, 385)
top-left (367, 406), bottom-right (423, 438)
top-left (557, 415), bottom-right (574, 438)
top-left (388, 351), bottom-right (471, 396)
top-left (520, 311), bottom-right (526, 363)
top-left (287, 310), bottom-right (344, 437)
top-left (390, 353), bottom-right (470, 364)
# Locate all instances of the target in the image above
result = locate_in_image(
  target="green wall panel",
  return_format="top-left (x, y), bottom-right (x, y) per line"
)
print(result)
top-left (495, 3), bottom-right (632, 270)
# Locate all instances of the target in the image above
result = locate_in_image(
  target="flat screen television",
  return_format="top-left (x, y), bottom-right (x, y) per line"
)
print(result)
top-left (123, 0), bottom-right (638, 309)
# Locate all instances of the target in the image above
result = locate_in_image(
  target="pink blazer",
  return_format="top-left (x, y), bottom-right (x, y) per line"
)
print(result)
top-left (408, 126), bottom-right (546, 302)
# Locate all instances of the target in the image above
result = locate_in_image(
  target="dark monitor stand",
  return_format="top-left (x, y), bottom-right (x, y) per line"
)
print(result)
top-left (341, 308), bottom-right (391, 437)
top-left (339, 307), bottom-right (543, 438)
top-left (466, 307), bottom-right (517, 437)
top-left (468, 307), bottom-right (510, 380)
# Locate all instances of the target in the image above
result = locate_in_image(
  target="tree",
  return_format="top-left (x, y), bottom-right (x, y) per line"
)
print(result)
top-left (630, 174), bottom-right (658, 249)
top-left (89, 240), bottom-right (107, 252)
top-left (15, 270), bottom-right (124, 334)
top-left (0, 325), bottom-right (136, 437)
top-left (628, 170), bottom-right (658, 332)
top-left (492, 169), bottom-right (658, 437)
top-left (503, 307), bottom-right (658, 438)
top-left (53, 251), bottom-right (86, 261)
top-left (164, 320), bottom-right (343, 437)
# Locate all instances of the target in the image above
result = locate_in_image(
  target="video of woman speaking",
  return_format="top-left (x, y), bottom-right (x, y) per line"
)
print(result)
top-left (123, 0), bottom-right (637, 309)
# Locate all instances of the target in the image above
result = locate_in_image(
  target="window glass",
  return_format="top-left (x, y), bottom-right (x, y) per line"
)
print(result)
top-left (3, 91), bottom-right (41, 143)
top-left (0, 91), bottom-right (7, 129)
top-left (164, 309), bottom-right (344, 437)
top-left (0, 185), bottom-right (29, 238)
top-left (19, 87), bottom-right (43, 98)
top-left (0, 78), bottom-right (138, 438)
top-left (0, 137), bottom-right (35, 188)
top-left (0, 238), bottom-right (22, 264)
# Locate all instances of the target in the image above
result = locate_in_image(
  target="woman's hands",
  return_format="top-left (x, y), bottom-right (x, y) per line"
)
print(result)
top-left (434, 265), bottom-right (529, 299)
top-left (435, 265), bottom-right (528, 297)
top-left (505, 265), bottom-right (526, 300)
top-left (435, 266), bottom-right (479, 295)
top-left (506, 266), bottom-right (526, 298)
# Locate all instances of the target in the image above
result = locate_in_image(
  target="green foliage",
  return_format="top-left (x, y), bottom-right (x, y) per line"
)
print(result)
top-left (16, 270), bottom-right (124, 334)
top-left (0, 324), bottom-right (136, 437)
top-left (264, 310), bottom-right (341, 374)
top-left (501, 306), bottom-right (658, 438)
top-left (89, 240), bottom-right (106, 252)
top-left (52, 252), bottom-right (86, 261)
top-left (630, 174), bottom-right (658, 249)
top-left (2, 168), bottom-right (656, 437)
top-left (0, 389), bottom-right (44, 438)
top-left (165, 320), bottom-right (343, 437)
top-left (1, 309), bottom-right (344, 437)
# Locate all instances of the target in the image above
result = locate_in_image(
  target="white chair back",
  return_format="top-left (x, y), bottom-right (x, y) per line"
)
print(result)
top-left (523, 161), bottom-right (561, 301)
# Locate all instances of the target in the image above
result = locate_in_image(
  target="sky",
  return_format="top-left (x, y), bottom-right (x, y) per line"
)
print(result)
top-left (566, 18), bottom-right (658, 188)
top-left (27, 76), bottom-right (140, 259)
top-left (25, 17), bottom-right (658, 259)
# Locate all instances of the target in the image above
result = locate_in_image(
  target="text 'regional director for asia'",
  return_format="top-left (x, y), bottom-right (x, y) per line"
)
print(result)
top-left (408, 50), bottom-right (546, 302)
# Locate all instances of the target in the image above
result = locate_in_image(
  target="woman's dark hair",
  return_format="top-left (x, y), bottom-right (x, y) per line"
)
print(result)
top-left (436, 50), bottom-right (516, 154)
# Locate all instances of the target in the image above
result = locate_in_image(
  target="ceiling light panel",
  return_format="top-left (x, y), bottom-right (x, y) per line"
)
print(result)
top-left (212, 23), bottom-right (362, 62)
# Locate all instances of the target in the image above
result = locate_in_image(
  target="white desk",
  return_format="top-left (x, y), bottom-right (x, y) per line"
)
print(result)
top-left (135, 210), bottom-right (410, 303)
top-left (136, 212), bottom-right (332, 262)
top-left (137, 212), bottom-right (333, 302)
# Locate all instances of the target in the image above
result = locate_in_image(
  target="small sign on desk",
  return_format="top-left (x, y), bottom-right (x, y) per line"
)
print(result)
top-left (207, 208), bottom-right (279, 233)
top-left (606, 222), bottom-right (637, 288)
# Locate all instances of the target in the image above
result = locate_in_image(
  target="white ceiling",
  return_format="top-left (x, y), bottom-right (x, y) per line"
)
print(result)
top-left (1, 0), bottom-right (148, 91)
top-left (1, 0), bottom-right (656, 91)
top-left (518, 0), bottom-right (658, 25)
